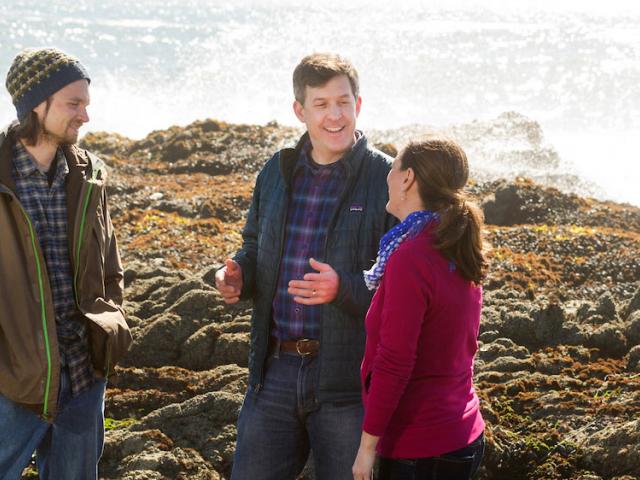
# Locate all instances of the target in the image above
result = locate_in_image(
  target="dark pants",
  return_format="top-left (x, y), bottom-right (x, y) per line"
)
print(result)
top-left (378, 433), bottom-right (485, 480)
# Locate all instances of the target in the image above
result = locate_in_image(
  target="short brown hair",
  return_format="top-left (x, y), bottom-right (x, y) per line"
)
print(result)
top-left (292, 53), bottom-right (359, 104)
top-left (398, 137), bottom-right (489, 284)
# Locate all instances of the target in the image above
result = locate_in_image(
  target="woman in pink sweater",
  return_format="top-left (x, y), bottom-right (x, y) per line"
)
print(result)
top-left (352, 137), bottom-right (488, 480)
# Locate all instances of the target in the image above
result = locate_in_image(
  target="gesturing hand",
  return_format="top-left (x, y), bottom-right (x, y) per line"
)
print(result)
top-left (214, 258), bottom-right (243, 304)
top-left (288, 258), bottom-right (339, 305)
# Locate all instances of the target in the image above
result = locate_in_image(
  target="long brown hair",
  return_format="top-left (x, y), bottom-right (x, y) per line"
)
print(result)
top-left (13, 98), bottom-right (51, 146)
top-left (399, 137), bottom-right (488, 284)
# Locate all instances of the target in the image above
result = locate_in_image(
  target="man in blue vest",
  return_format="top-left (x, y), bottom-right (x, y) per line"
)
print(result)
top-left (216, 52), bottom-right (393, 479)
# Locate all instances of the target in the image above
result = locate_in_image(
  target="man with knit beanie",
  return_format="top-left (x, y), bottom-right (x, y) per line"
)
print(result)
top-left (0, 47), bottom-right (131, 479)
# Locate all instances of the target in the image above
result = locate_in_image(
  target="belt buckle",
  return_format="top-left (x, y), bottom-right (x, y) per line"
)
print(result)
top-left (296, 339), bottom-right (314, 356)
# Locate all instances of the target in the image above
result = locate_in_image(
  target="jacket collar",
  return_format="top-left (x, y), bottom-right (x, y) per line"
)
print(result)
top-left (279, 130), bottom-right (368, 190)
top-left (0, 122), bottom-right (105, 196)
top-left (12, 141), bottom-right (70, 186)
top-left (0, 122), bottom-right (19, 194)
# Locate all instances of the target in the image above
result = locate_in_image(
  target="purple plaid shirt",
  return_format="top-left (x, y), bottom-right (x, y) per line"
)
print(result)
top-left (12, 142), bottom-right (94, 397)
top-left (272, 141), bottom-right (347, 340)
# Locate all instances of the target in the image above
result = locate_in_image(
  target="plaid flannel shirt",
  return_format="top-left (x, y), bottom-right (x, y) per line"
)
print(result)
top-left (271, 142), bottom-right (346, 340)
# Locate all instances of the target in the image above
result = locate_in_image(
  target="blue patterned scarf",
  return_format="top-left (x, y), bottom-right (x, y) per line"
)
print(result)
top-left (363, 210), bottom-right (439, 290)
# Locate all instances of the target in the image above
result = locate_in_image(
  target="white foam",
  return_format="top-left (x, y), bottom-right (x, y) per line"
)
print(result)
top-left (1, 0), bottom-right (638, 206)
top-left (547, 130), bottom-right (640, 206)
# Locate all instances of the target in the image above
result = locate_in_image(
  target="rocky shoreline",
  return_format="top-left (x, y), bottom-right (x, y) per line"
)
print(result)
top-left (71, 113), bottom-right (640, 480)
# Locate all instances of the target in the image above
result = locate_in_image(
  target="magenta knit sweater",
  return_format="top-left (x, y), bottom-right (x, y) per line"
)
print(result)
top-left (361, 227), bottom-right (485, 458)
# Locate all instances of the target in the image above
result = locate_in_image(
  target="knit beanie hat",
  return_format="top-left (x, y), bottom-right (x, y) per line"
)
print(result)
top-left (5, 47), bottom-right (90, 121)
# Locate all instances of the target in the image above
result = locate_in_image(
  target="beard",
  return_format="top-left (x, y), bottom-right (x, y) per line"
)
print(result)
top-left (42, 121), bottom-right (80, 146)
top-left (38, 102), bottom-right (82, 146)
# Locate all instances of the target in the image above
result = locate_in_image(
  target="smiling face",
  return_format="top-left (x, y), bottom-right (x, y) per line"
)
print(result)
top-left (34, 79), bottom-right (90, 146)
top-left (293, 74), bottom-right (361, 165)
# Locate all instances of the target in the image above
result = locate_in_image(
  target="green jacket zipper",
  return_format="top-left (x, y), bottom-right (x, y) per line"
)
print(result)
top-left (17, 202), bottom-right (53, 419)
top-left (74, 175), bottom-right (112, 378)
top-left (73, 182), bottom-right (94, 307)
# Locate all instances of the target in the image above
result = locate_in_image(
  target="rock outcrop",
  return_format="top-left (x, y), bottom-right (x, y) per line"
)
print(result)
top-left (66, 115), bottom-right (640, 479)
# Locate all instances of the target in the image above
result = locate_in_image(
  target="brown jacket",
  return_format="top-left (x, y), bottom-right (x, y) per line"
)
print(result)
top-left (0, 123), bottom-right (132, 421)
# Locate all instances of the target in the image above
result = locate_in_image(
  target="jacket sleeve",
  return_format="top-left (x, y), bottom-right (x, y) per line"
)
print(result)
top-left (232, 167), bottom-right (264, 300)
top-left (102, 189), bottom-right (124, 311)
top-left (333, 270), bottom-right (373, 318)
top-left (332, 211), bottom-right (397, 318)
top-left (362, 246), bottom-right (430, 436)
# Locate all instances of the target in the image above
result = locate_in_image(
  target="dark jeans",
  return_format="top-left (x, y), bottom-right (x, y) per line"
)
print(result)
top-left (378, 433), bottom-right (485, 480)
top-left (231, 352), bottom-right (363, 480)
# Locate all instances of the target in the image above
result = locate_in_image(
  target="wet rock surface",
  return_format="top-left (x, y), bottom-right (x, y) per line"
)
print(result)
top-left (73, 116), bottom-right (639, 479)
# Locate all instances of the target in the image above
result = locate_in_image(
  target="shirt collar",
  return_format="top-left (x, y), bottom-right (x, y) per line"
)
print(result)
top-left (13, 141), bottom-right (40, 178)
top-left (51, 149), bottom-right (70, 186)
top-left (296, 132), bottom-right (362, 175)
top-left (297, 138), bottom-right (314, 173)
top-left (13, 141), bottom-right (69, 184)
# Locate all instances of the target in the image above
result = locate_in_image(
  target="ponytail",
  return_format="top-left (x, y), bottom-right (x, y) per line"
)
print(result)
top-left (434, 196), bottom-right (487, 284)
top-left (399, 139), bottom-right (488, 284)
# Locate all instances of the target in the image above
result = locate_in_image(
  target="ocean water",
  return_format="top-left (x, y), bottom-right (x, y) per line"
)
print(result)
top-left (1, 0), bottom-right (638, 206)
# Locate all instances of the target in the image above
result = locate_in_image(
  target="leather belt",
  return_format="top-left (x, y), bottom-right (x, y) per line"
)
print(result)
top-left (271, 337), bottom-right (320, 356)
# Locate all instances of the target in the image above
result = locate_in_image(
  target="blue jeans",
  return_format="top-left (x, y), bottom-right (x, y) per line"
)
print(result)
top-left (231, 352), bottom-right (363, 480)
top-left (378, 433), bottom-right (485, 480)
top-left (0, 367), bottom-right (106, 480)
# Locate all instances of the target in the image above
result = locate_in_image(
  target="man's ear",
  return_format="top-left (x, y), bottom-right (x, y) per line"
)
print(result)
top-left (32, 100), bottom-right (47, 121)
top-left (355, 96), bottom-right (362, 117)
top-left (293, 100), bottom-right (305, 123)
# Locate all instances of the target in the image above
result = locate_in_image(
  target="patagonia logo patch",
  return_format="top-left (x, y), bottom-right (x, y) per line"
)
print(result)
top-left (349, 204), bottom-right (364, 212)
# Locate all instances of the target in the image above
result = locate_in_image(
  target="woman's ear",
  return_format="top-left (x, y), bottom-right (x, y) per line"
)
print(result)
top-left (403, 167), bottom-right (417, 191)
